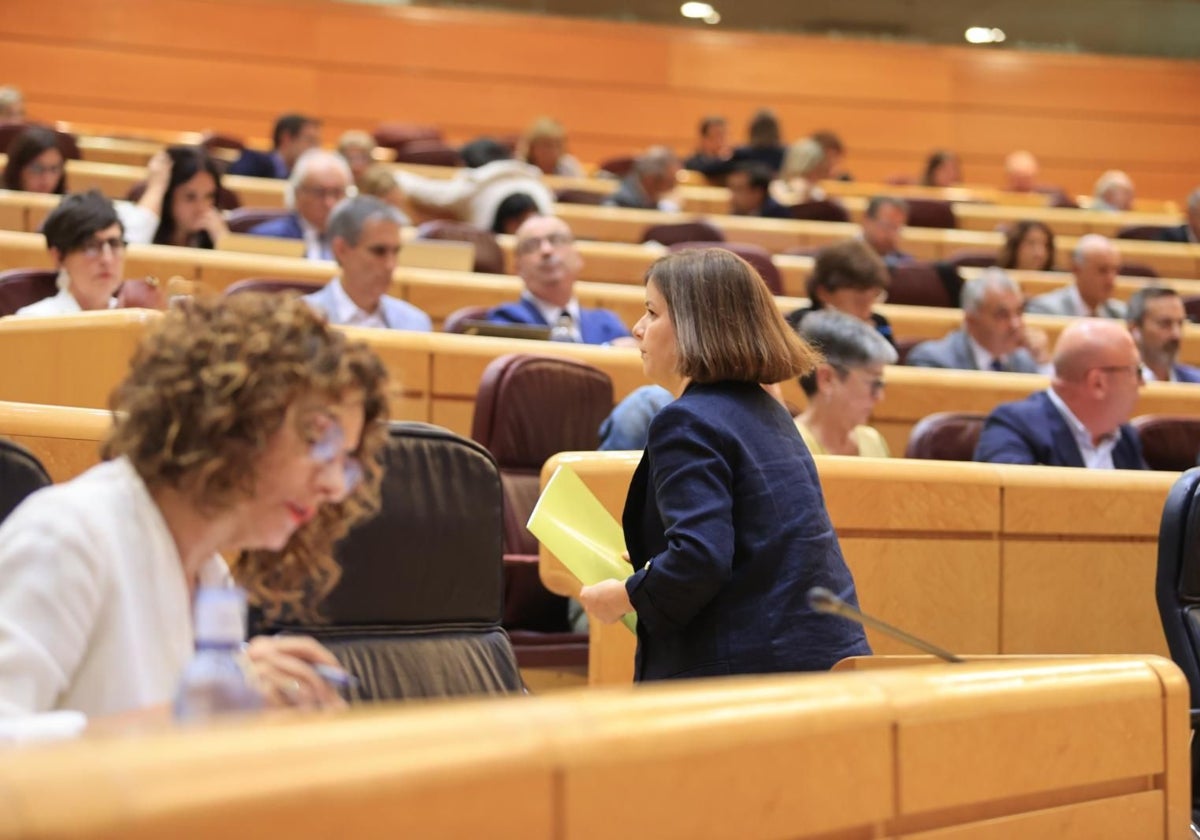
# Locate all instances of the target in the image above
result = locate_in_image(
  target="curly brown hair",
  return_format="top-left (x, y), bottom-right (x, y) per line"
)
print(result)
top-left (102, 293), bottom-right (390, 622)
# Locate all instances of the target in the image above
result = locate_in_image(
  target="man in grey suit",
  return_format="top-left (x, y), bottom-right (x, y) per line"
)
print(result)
top-left (1025, 234), bottom-right (1126, 319)
top-left (304, 196), bottom-right (432, 332)
top-left (908, 269), bottom-right (1046, 373)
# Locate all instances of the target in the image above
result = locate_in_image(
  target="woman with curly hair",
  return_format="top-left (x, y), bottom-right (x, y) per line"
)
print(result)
top-left (0, 293), bottom-right (389, 719)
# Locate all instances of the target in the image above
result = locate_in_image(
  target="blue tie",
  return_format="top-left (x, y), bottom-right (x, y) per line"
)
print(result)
top-left (989, 359), bottom-right (1005, 372)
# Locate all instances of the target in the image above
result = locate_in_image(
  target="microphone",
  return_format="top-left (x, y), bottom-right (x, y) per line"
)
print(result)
top-left (807, 587), bottom-right (963, 664)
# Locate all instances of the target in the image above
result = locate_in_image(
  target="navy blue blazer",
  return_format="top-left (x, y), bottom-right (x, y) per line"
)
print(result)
top-left (974, 390), bottom-right (1147, 469)
top-left (1156, 224), bottom-right (1193, 245)
top-left (486, 299), bottom-right (630, 345)
top-left (248, 213), bottom-right (304, 240)
top-left (622, 380), bottom-right (870, 681)
top-left (227, 149), bottom-right (287, 179)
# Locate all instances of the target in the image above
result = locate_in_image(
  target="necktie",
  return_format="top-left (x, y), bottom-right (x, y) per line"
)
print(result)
top-left (551, 310), bottom-right (576, 342)
top-left (989, 358), bottom-right (1005, 372)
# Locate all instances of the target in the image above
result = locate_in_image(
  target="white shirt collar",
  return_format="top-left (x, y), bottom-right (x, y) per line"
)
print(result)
top-left (966, 332), bottom-right (1003, 371)
top-left (1140, 363), bottom-right (1178, 383)
top-left (1044, 386), bottom-right (1119, 469)
top-left (1067, 284), bottom-right (1108, 318)
top-left (521, 290), bottom-right (582, 341)
top-left (327, 277), bottom-right (387, 329)
top-left (300, 217), bottom-right (331, 261)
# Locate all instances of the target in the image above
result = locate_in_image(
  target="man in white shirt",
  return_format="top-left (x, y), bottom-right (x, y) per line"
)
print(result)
top-left (974, 319), bottom-right (1147, 469)
top-left (1025, 234), bottom-right (1126, 319)
top-left (303, 196), bottom-right (431, 332)
top-left (249, 149), bottom-right (352, 261)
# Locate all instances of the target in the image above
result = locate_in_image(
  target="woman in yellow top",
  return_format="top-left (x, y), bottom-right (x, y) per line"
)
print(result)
top-left (794, 309), bottom-right (896, 457)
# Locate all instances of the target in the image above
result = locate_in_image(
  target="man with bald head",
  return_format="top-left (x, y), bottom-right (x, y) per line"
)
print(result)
top-left (974, 319), bottom-right (1147, 469)
top-left (485, 215), bottom-right (634, 345)
top-left (1025, 234), bottom-right (1126, 319)
top-left (1004, 151), bottom-right (1040, 193)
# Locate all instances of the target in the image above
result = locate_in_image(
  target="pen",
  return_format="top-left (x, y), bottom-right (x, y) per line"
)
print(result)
top-left (314, 664), bottom-right (359, 689)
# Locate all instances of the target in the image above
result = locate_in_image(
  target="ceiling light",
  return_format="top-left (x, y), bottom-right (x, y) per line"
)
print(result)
top-left (965, 26), bottom-right (1006, 44)
top-left (681, 2), bottom-right (715, 19)
top-left (703, 11), bottom-right (721, 24)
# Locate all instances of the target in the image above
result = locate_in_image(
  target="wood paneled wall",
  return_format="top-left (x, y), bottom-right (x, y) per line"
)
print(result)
top-left (1, 0), bottom-right (1198, 198)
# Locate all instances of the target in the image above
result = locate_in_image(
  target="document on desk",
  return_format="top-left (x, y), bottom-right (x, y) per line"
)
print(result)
top-left (527, 465), bottom-right (636, 634)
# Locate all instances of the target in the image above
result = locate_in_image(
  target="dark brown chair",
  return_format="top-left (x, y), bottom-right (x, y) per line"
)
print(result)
top-left (894, 336), bottom-right (925, 365)
top-left (641, 220), bottom-right (724, 246)
top-left (887, 262), bottom-right (957, 308)
top-left (1119, 262), bottom-right (1159, 278)
top-left (1132, 416), bottom-right (1200, 472)
top-left (905, 412), bottom-right (987, 461)
top-left (0, 269), bottom-right (58, 317)
top-left (1117, 225), bottom-right (1173, 241)
top-left (905, 198), bottom-right (956, 229)
top-left (372, 123), bottom-right (443, 153)
top-left (666, 241), bottom-right (782, 295)
top-left (597, 156), bottom-right (636, 178)
top-left (472, 354), bottom-right (614, 667)
top-left (254, 422), bottom-right (523, 701)
top-left (443, 304), bottom-right (492, 334)
top-left (223, 278), bottom-right (323, 297)
top-left (1184, 297), bottom-right (1200, 324)
top-left (393, 141), bottom-right (464, 168)
top-left (789, 200), bottom-right (850, 223)
top-left (946, 250), bottom-right (999, 270)
top-left (0, 122), bottom-right (80, 160)
top-left (199, 131), bottom-right (245, 154)
top-left (0, 439), bottom-right (52, 525)
top-left (555, 188), bottom-right (608, 206)
top-left (226, 207), bottom-right (292, 234)
top-left (416, 220), bottom-right (504, 275)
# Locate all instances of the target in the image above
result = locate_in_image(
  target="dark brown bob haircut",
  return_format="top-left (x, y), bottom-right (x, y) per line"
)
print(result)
top-left (998, 219), bottom-right (1056, 272)
top-left (103, 293), bottom-right (390, 621)
top-left (806, 238), bottom-right (889, 304)
top-left (647, 248), bottom-right (819, 384)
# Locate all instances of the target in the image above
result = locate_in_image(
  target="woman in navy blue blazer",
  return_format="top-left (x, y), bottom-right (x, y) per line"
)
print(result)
top-left (579, 249), bottom-right (870, 680)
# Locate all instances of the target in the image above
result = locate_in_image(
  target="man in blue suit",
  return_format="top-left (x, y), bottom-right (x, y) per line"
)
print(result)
top-left (1126, 286), bottom-right (1200, 383)
top-left (303, 195), bottom-right (431, 332)
top-left (974, 319), bottom-right (1147, 469)
top-left (227, 114), bottom-right (321, 180)
top-left (249, 150), bottom-right (351, 261)
top-left (487, 216), bottom-right (634, 346)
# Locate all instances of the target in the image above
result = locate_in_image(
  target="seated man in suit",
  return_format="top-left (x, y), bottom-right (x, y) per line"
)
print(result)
top-left (605, 147), bottom-right (681, 212)
top-left (303, 195), bottom-right (431, 332)
top-left (1157, 187), bottom-right (1200, 244)
top-left (486, 215), bottom-right (634, 345)
top-left (248, 149), bottom-right (352, 261)
top-left (860, 196), bottom-right (914, 267)
top-left (227, 113), bottom-right (321, 179)
top-left (974, 318), bottom-right (1146, 469)
top-left (907, 269), bottom-right (1047, 373)
top-left (726, 162), bottom-right (791, 219)
top-left (1127, 286), bottom-right (1200, 383)
top-left (682, 115), bottom-right (732, 178)
top-left (1025, 234), bottom-right (1126, 318)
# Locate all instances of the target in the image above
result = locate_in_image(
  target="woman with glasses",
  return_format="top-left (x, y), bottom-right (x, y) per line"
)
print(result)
top-left (12, 190), bottom-right (166, 317)
top-left (0, 293), bottom-right (390, 719)
top-left (579, 248), bottom-right (870, 680)
top-left (786, 238), bottom-right (896, 349)
top-left (794, 310), bottom-right (896, 457)
top-left (2, 126), bottom-right (66, 194)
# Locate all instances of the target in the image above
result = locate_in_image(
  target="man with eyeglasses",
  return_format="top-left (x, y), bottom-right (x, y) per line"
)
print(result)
top-left (485, 215), bottom-right (634, 345)
top-left (249, 150), bottom-right (352, 261)
top-left (14, 190), bottom-right (164, 318)
top-left (974, 319), bottom-right (1147, 470)
top-left (908, 269), bottom-right (1049, 374)
top-left (303, 196), bottom-right (431, 332)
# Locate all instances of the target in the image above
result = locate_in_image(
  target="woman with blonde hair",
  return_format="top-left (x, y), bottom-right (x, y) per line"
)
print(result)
top-left (769, 137), bottom-right (830, 206)
top-left (0, 293), bottom-right (390, 719)
top-left (517, 116), bottom-right (584, 177)
top-left (579, 248), bottom-right (870, 680)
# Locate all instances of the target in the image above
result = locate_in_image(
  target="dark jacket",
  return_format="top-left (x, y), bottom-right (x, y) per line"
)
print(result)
top-left (486, 299), bottom-right (630, 345)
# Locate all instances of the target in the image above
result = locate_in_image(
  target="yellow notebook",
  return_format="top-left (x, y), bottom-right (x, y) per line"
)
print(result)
top-left (527, 465), bottom-right (637, 633)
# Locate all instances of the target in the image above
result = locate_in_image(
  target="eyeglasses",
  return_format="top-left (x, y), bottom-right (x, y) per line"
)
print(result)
top-left (308, 422), bottom-right (364, 494)
top-left (298, 185), bottom-right (349, 201)
top-left (75, 236), bottom-right (126, 259)
top-left (362, 244), bottom-right (401, 259)
top-left (1094, 364), bottom-right (1144, 383)
top-left (26, 162), bottom-right (63, 177)
top-left (515, 232), bottom-right (574, 256)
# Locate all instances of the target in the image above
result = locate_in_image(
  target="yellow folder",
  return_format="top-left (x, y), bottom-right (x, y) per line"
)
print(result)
top-left (527, 465), bottom-right (637, 633)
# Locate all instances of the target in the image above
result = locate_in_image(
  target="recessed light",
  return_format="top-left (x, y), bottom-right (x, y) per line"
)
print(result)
top-left (965, 26), bottom-right (1006, 44)
top-left (681, 2), bottom-right (715, 19)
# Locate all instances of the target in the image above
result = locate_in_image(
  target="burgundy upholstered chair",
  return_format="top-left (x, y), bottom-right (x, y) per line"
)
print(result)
top-left (442, 304), bottom-right (492, 334)
top-left (788, 199), bottom-right (850, 223)
top-left (887, 262), bottom-right (957, 308)
top-left (903, 198), bottom-right (956, 229)
top-left (905, 412), bottom-right (987, 461)
top-left (1131, 415), bottom-right (1200, 472)
top-left (1117, 225), bottom-right (1172, 241)
top-left (372, 123), bottom-right (443, 154)
top-left (666, 241), bottom-right (782, 295)
top-left (222, 278), bottom-right (323, 297)
top-left (0, 269), bottom-right (58, 317)
top-left (393, 141), bottom-right (464, 168)
top-left (641, 220), bottom-right (724, 246)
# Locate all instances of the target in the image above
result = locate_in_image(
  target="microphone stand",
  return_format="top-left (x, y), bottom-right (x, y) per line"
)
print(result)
top-left (808, 587), bottom-right (964, 664)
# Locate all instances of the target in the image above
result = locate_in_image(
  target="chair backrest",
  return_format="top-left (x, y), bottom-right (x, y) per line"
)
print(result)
top-left (894, 336), bottom-right (924, 366)
top-left (0, 121), bottom-right (80, 160)
top-left (946, 249), bottom-right (999, 270)
top-left (1184, 296), bottom-right (1200, 324)
top-left (223, 278), bottom-right (323, 297)
top-left (472, 354), bottom-right (614, 556)
top-left (555, 188), bottom-right (608, 206)
top-left (372, 123), bottom-right (443, 153)
top-left (199, 131), bottom-right (245, 153)
top-left (393, 141), bottom-right (464, 168)
top-left (905, 198), bottom-right (957, 229)
top-left (641, 220), bottom-right (724, 246)
top-left (788, 199), bottom-right (850, 223)
top-left (0, 438), bottom-right (52, 525)
top-left (1118, 262), bottom-right (1159, 278)
top-left (904, 412), bottom-right (987, 461)
top-left (416, 220), bottom-right (504, 275)
top-left (1131, 415), bottom-right (1200, 472)
top-left (1117, 225), bottom-right (1170, 241)
top-left (667, 241), bottom-right (782, 295)
top-left (258, 422), bottom-right (522, 701)
top-left (887, 262), bottom-right (957, 308)
top-left (442, 304), bottom-right (493, 334)
top-left (0, 269), bottom-right (58, 317)
top-left (226, 207), bottom-right (292, 234)
top-left (598, 155), bottom-right (636, 178)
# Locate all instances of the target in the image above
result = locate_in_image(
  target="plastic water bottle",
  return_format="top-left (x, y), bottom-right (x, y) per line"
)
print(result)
top-left (173, 587), bottom-right (263, 721)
